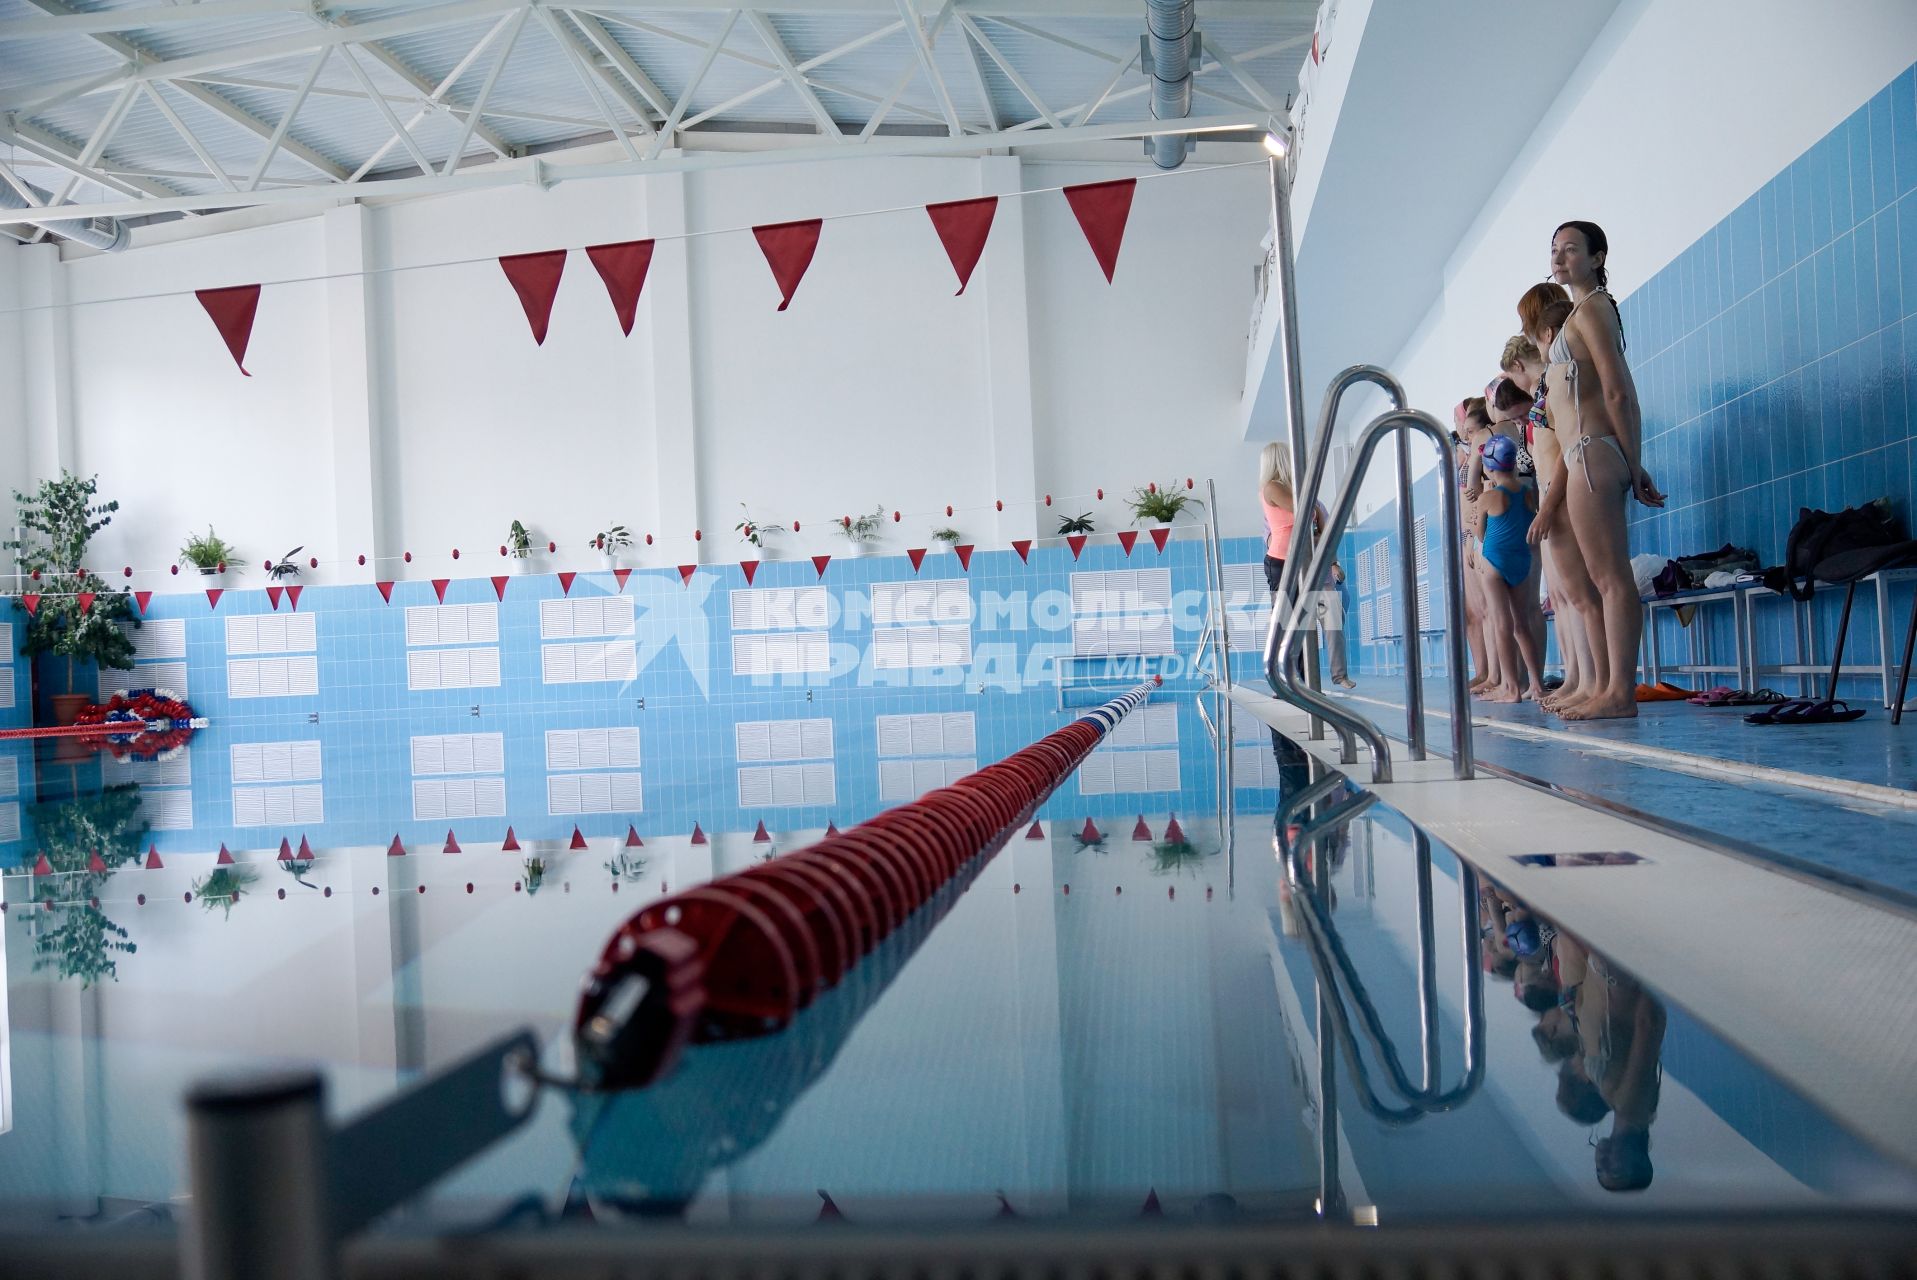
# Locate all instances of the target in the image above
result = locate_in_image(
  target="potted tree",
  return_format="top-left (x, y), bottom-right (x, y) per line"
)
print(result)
top-left (930, 526), bottom-right (962, 555)
top-left (1127, 484), bottom-right (1203, 531)
top-left (7, 472), bottom-right (139, 729)
top-left (180, 527), bottom-right (245, 587)
top-left (592, 524), bottom-right (633, 571)
top-left (840, 506), bottom-right (885, 557)
top-left (736, 505), bottom-right (788, 561)
top-left (20, 783), bottom-right (148, 986)
top-left (507, 520), bottom-right (535, 574)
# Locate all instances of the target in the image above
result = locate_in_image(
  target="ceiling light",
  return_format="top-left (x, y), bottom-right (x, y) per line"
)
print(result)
top-left (1263, 131), bottom-right (1289, 158)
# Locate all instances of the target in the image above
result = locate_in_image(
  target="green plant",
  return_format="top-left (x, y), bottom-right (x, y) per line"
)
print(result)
top-left (603, 851), bottom-right (647, 881)
top-left (932, 527), bottom-right (962, 544)
top-left (1056, 512), bottom-right (1096, 536)
top-left (268, 546), bottom-right (304, 581)
top-left (192, 865), bottom-right (259, 920)
top-left (507, 520), bottom-right (533, 558)
top-left (1150, 837), bottom-right (1213, 877)
top-left (1127, 485), bottom-right (1203, 524)
top-left (179, 527), bottom-right (246, 572)
top-left (18, 784), bottom-right (150, 986)
top-left (278, 858), bottom-right (316, 887)
top-left (523, 856), bottom-right (547, 895)
top-left (593, 524), bottom-right (633, 553)
top-left (840, 506), bottom-right (886, 543)
top-left (7, 472), bottom-right (139, 683)
top-left (735, 505), bottom-right (786, 549)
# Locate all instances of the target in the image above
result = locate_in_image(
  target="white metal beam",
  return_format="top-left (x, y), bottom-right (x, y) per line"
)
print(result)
top-left (895, 0), bottom-right (961, 137)
top-left (1200, 36), bottom-right (1285, 114)
top-left (245, 44), bottom-right (329, 191)
top-left (186, 72), bottom-right (601, 134)
top-left (542, 9), bottom-right (657, 140)
top-left (562, 9), bottom-right (675, 121)
top-left (324, 12), bottom-right (517, 162)
top-left (0, 155), bottom-right (43, 206)
top-left (646, 8), bottom-right (741, 161)
top-left (745, 10), bottom-right (842, 137)
top-left (958, 18), bottom-right (1000, 132)
top-left (0, 111), bottom-right (1266, 229)
top-left (957, 13), bottom-right (1055, 129)
top-left (141, 80), bottom-right (239, 191)
top-left (1071, 45), bottom-right (1137, 126)
top-left (535, 5), bottom-right (643, 160)
top-left (0, 0), bottom-right (309, 40)
top-left (0, 118), bottom-right (182, 204)
top-left (337, 43), bottom-right (437, 177)
top-left (442, 6), bottom-right (528, 176)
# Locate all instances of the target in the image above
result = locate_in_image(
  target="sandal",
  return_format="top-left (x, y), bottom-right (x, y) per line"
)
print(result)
top-left (1762, 699), bottom-right (1867, 725)
top-left (1686, 686), bottom-right (1737, 706)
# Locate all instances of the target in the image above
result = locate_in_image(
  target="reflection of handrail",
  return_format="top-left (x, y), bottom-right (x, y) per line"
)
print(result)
top-left (1280, 809), bottom-right (1485, 1124)
top-left (1203, 477), bottom-right (1232, 691)
top-left (1277, 409), bottom-right (1474, 781)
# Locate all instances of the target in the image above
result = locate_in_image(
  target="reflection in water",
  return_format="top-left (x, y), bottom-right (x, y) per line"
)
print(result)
top-left (1481, 884), bottom-right (1666, 1192)
top-left (15, 783), bottom-right (148, 987)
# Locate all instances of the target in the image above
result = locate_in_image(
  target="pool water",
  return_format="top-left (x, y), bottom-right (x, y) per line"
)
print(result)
top-left (4, 687), bottom-right (1915, 1233)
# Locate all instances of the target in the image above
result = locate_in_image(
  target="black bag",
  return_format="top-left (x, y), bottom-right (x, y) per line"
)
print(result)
top-left (1781, 499), bottom-right (1907, 600)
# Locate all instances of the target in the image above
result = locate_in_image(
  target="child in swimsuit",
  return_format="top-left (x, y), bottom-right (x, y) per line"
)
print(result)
top-left (1473, 435), bottom-right (1547, 703)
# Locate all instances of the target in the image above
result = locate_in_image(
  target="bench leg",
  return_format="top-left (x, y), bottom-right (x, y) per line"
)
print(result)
top-left (1894, 592), bottom-right (1916, 727)
top-left (1826, 580), bottom-right (1859, 704)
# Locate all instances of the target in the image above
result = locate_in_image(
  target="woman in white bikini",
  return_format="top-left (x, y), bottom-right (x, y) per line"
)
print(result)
top-left (1527, 221), bottom-right (1664, 720)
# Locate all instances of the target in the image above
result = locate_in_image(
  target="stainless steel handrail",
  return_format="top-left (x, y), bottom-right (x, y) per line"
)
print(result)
top-left (1203, 477), bottom-right (1232, 690)
top-left (1276, 408), bottom-right (1474, 780)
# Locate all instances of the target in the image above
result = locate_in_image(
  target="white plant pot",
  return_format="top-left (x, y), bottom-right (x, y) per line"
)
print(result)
top-left (197, 566), bottom-right (225, 588)
top-left (757, 536), bottom-right (783, 562)
top-left (928, 540), bottom-right (954, 555)
top-left (509, 555), bottom-right (531, 575)
top-left (851, 540), bottom-right (879, 557)
top-left (599, 551), bottom-right (620, 572)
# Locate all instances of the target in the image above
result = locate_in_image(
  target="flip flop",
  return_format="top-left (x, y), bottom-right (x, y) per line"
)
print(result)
top-left (1721, 688), bottom-right (1790, 707)
top-left (1635, 682), bottom-right (1693, 702)
top-left (1686, 686), bottom-right (1737, 706)
top-left (1764, 699), bottom-right (1867, 725)
top-left (1744, 698), bottom-right (1816, 724)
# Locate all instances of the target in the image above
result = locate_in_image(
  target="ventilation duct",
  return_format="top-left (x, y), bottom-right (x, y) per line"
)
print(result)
top-left (0, 178), bottom-right (131, 252)
top-left (1143, 0), bottom-right (1198, 169)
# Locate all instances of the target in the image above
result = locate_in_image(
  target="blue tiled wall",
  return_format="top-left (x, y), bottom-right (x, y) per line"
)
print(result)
top-left (1351, 62), bottom-right (1917, 694)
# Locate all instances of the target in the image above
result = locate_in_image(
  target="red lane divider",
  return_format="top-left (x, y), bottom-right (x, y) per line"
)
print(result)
top-left (574, 679), bottom-right (1158, 1089)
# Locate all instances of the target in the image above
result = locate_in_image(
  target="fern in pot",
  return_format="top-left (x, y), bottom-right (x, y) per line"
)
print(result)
top-left (179, 527), bottom-right (246, 587)
top-left (840, 506), bottom-right (886, 557)
top-left (930, 526), bottom-right (962, 555)
top-left (1127, 483), bottom-right (1203, 530)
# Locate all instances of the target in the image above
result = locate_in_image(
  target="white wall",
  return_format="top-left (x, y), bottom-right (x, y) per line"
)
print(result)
top-left (1358, 0), bottom-right (1917, 516)
top-left (3, 142), bottom-right (1276, 583)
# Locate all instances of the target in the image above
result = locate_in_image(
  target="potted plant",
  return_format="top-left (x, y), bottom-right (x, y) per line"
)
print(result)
top-left (507, 520), bottom-right (535, 574)
top-left (736, 505), bottom-right (788, 560)
top-left (930, 526), bottom-right (962, 555)
top-left (1056, 512), bottom-right (1096, 536)
top-left (267, 546), bottom-right (304, 581)
top-left (592, 524), bottom-right (633, 571)
top-left (192, 864), bottom-right (259, 920)
top-left (180, 527), bottom-right (246, 586)
top-left (1127, 484), bottom-right (1204, 530)
top-left (20, 784), bottom-right (149, 986)
top-left (840, 506), bottom-right (885, 557)
top-left (7, 472), bottom-right (139, 728)
top-left (523, 855), bottom-right (547, 895)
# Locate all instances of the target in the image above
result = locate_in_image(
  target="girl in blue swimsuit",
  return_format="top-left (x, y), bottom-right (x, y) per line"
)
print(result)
top-left (1475, 435), bottom-right (1547, 703)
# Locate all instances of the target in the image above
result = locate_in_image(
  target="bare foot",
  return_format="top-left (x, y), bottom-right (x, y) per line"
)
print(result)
top-left (1483, 682), bottom-right (1522, 704)
top-left (1522, 684), bottom-right (1548, 703)
top-left (1541, 686), bottom-right (1580, 713)
top-left (1559, 693), bottom-right (1638, 720)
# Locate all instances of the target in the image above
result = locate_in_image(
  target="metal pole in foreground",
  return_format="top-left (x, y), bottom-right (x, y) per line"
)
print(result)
top-left (184, 1072), bottom-right (334, 1280)
top-left (1204, 477), bottom-right (1232, 690)
top-left (1265, 148), bottom-right (1324, 741)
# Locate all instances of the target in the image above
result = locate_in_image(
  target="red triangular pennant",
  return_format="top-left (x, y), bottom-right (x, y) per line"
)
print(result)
top-left (498, 249), bottom-right (567, 345)
top-left (134, 590), bottom-right (152, 615)
top-left (740, 560), bottom-right (759, 585)
top-left (613, 568), bottom-right (632, 591)
top-left (570, 826), bottom-right (588, 850)
top-left (753, 820), bottom-right (771, 843)
top-left (376, 581), bottom-right (395, 603)
top-left (444, 830), bottom-right (462, 854)
top-left (1132, 815), bottom-right (1152, 842)
top-left (954, 544), bottom-right (974, 570)
top-left (502, 826), bottom-right (522, 852)
top-left (585, 239), bottom-right (654, 336)
top-left (1080, 818), bottom-right (1101, 843)
top-left (558, 571), bottom-right (577, 595)
top-left (677, 564), bottom-right (696, 586)
top-left (1011, 539), bottom-right (1032, 563)
top-left (76, 590), bottom-right (95, 614)
top-left (205, 587), bottom-right (223, 609)
top-left (432, 579), bottom-right (449, 603)
top-left (811, 555), bottom-right (831, 578)
top-left (1062, 178), bottom-right (1136, 283)
top-left (87, 849), bottom-right (107, 874)
top-left (925, 196), bottom-right (997, 295)
top-left (491, 576), bottom-right (509, 601)
top-left (145, 845), bottom-right (163, 869)
top-left (1149, 527), bottom-right (1171, 552)
top-left (753, 218), bottom-right (822, 311)
top-left (1117, 530), bottom-right (1138, 556)
top-left (1066, 534), bottom-right (1087, 560)
top-left (906, 548), bottom-right (926, 572)
top-left (277, 838), bottom-right (293, 861)
top-left (1164, 815), bottom-right (1185, 843)
top-left (286, 584), bottom-right (302, 610)
top-left (690, 823), bottom-right (707, 845)
top-left (266, 585), bottom-right (284, 610)
top-left (33, 853), bottom-right (52, 876)
top-left (195, 283), bottom-right (262, 375)
top-left (625, 825), bottom-right (643, 848)
top-left (1139, 1189), bottom-right (1163, 1217)
top-left (388, 835), bottom-right (406, 857)
top-left (1026, 820), bottom-right (1045, 840)
top-left (218, 844), bottom-right (235, 865)
top-left (297, 835), bottom-right (312, 858)
top-left (19, 593), bottom-right (38, 615)
top-left (826, 821), bottom-right (840, 836)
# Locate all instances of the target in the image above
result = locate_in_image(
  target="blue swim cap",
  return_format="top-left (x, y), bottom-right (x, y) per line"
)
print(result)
top-left (1481, 435), bottom-right (1519, 473)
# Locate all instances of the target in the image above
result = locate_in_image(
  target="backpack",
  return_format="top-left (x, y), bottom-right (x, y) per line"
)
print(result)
top-left (1781, 499), bottom-right (1907, 600)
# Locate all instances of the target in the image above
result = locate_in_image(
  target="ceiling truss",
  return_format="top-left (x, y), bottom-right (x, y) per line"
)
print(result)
top-left (0, 1), bottom-right (1311, 236)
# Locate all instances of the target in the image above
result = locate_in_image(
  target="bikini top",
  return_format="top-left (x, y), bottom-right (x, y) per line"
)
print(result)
top-left (1549, 290), bottom-right (1625, 366)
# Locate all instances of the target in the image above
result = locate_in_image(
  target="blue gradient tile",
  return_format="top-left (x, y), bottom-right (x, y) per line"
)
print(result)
top-left (1884, 439), bottom-right (1913, 528)
top-left (1860, 327), bottom-right (1891, 453)
top-left (1780, 158), bottom-right (1805, 268)
top-left (1806, 137), bottom-right (1835, 249)
top-left (1760, 182), bottom-right (1781, 284)
top-left (1834, 342), bottom-right (1867, 456)
top-left (1814, 244), bottom-right (1842, 357)
top-left (1901, 196), bottom-right (1917, 321)
top-left (1855, 212), bottom-right (1885, 335)
top-left (1829, 127), bottom-right (1856, 240)
top-left (1847, 109), bottom-right (1875, 225)
top-left (1834, 229), bottom-right (1862, 349)
top-left (1769, 274), bottom-right (1793, 383)
top-left (1713, 223), bottom-right (1732, 318)
top-left (1905, 317), bottom-right (1917, 446)
top-left (1885, 318), bottom-right (1910, 444)
top-left (1878, 206), bottom-right (1904, 330)
top-left (1870, 81), bottom-right (1899, 215)
top-left (1894, 68), bottom-right (1917, 202)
